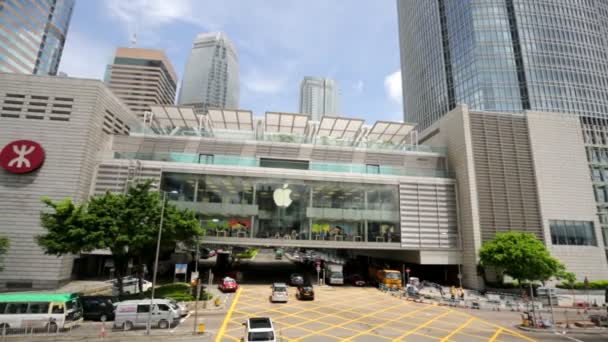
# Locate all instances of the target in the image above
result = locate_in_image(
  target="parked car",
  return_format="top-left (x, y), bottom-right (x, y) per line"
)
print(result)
top-left (109, 276), bottom-right (152, 296)
top-left (219, 277), bottom-right (239, 293)
top-left (289, 273), bottom-right (305, 286)
top-left (270, 283), bottom-right (288, 303)
top-left (169, 299), bottom-right (188, 317)
top-left (199, 248), bottom-right (217, 259)
top-left (80, 296), bottom-right (116, 321)
top-left (296, 285), bottom-right (315, 300)
top-left (243, 317), bottom-right (276, 342)
top-left (348, 274), bottom-right (366, 287)
top-left (113, 299), bottom-right (180, 330)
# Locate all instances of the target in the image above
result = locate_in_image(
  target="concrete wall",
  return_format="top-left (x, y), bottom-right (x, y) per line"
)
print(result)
top-left (419, 105), bottom-right (484, 288)
top-left (527, 111), bottom-right (608, 281)
top-left (0, 73), bottom-right (138, 290)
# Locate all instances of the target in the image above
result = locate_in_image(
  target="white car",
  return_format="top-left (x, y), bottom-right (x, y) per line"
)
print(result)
top-left (243, 317), bottom-right (276, 342)
top-left (109, 276), bottom-right (152, 296)
top-left (270, 283), bottom-right (288, 303)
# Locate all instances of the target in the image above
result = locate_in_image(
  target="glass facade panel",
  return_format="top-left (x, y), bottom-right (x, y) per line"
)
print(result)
top-left (549, 220), bottom-right (597, 246)
top-left (160, 172), bottom-right (400, 242)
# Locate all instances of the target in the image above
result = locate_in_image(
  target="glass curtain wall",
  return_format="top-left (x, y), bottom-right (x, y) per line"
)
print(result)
top-left (161, 172), bottom-right (400, 242)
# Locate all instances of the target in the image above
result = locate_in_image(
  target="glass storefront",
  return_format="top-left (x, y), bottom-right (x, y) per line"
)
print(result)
top-left (161, 172), bottom-right (400, 242)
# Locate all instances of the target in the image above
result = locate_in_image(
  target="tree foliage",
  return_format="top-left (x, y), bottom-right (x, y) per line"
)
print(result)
top-left (37, 181), bottom-right (202, 295)
top-left (0, 236), bottom-right (9, 272)
top-left (479, 231), bottom-right (566, 284)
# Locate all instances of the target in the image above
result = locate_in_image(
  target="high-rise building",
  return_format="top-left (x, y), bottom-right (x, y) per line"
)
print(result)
top-left (299, 77), bottom-right (340, 121)
top-left (177, 32), bottom-right (239, 111)
top-left (104, 47), bottom-right (177, 119)
top-left (398, 0), bottom-right (608, 131)
top-left (0, 0), bottom-right (75, 75)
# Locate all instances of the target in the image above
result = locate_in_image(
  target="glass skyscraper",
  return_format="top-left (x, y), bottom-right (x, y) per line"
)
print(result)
top-left (299, 77), bottom-right (340, 121)
top-left (398, 0), bottom-right (608, 130)
top-left (0, 0), bottom-right (75, 75)
top-left (178, 32), bottom-right (239, 112)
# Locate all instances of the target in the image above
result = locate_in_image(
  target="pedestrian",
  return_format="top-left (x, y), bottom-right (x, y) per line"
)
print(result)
top-left (459, 287), bottom-right (465, 300)
top-left (450, 286), bottom-right (456, 301)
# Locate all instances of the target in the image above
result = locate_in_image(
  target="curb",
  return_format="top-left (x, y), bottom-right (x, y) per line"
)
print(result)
top-left (517, 325), bottom-right (608, 336)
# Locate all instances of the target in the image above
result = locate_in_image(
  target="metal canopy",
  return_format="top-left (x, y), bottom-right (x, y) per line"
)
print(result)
top-left (317, 116), bottom-right (364, 139)
top-left (265, 112), bottom-right (309, 134)
top-left (149, 105), bottom-right (200, 129)
top-left (208, 109), bottom-right (254, 131)
top-left (366, 121), bottom-right (416, 144)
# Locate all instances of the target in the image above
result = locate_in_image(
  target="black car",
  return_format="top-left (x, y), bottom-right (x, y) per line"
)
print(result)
top-left (80, 296), bottom-right (116, 321)
top-left (296, 285), bottom-right (315, 300)
top-left (289, 273), bottom-right (305, 286)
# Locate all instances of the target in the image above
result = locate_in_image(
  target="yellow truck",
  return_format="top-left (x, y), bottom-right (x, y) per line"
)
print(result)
top-left (368, 266), bottom-right (402, 290)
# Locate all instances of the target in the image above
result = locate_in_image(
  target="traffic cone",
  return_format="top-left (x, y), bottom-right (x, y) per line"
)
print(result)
top-left (98, 323), bottom-right (106, 338)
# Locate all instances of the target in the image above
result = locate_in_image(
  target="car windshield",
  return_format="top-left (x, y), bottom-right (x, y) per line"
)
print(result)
top-left (225, 280), bottom-right (236, 284)
top-left (302, 287), bottom-right (313, 292)
top-left (331, 272), bottom-right (343, 278)
top-left (386, 273), bottom-right (400, 279)
top-left (274, 286), bottom-right (287, 292)
top-left (248, 331), bottom-right (274, 341)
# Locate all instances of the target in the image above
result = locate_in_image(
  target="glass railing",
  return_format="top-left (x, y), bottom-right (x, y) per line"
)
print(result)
top-left (114, 152), bottom-right (451, 178)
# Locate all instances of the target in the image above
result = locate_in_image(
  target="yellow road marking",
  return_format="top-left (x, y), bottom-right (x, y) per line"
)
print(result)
top-left (294, 301), bottom-right (410, 341)
top-left (489, 327), bottom-right (504, 342)
top-left (472, 316), bottom-right (536, 342)
top-left (439, 316), bottom-right (475, 342)
top-left (215, 287), bottom-right (243, 342)
top-left (345, 304), bottom-right (438, 341)
top-left (392, 310), bottom-right (453, 341)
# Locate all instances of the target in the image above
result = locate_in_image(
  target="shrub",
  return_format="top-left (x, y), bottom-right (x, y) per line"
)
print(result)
top-left (557, 280), bottom-right (608, 289)
top-left (236, 248), bottom-right (258, 259)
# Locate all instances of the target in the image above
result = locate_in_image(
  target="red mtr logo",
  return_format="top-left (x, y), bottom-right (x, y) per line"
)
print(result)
top-left (0, 140), bottom-right (45, 174)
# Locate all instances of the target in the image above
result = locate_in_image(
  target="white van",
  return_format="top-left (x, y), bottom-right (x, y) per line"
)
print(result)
top-left (113, 299), bottom-right (180, 330)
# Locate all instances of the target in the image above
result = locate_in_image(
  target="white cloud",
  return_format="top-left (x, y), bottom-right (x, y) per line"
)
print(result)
top-left (352, 80), bottom-right (364, 94)
top-left (384, 70), bottom-right (402, 105)
top-left (58, 31), bottom-right (113, 80)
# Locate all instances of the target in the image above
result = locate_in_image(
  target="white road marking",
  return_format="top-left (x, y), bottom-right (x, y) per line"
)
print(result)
top-left (169, 312), bottom-right (191, 333)
top-left (554, 331), bottom-right (584, 342)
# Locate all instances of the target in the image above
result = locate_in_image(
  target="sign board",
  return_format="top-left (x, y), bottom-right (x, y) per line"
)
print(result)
top-left (0, 140), bottom-right (45, 174)
top-left (405, 268), bottom-right (410, 274)
top-left (457, 273), bottom-right (462, 279)
top-left (191, 271), bottom-right (199, 281)
top-left (175, 263), bottom-right (187, 274)
top-left (316, 265), bottom-right (321, 273)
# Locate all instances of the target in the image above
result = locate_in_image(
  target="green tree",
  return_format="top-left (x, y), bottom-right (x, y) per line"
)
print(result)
top-left (0, 236), bottom-right (9, 271)
top-left (37, 181), bottom-right (202, 295)
top-left (479, 231), bottom-right (565, 284)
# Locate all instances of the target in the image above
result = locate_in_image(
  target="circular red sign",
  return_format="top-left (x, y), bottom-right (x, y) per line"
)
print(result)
top-left (0, 140), bottom-right (45, 174)
top-left (406, 268), bottom-right (411, 273)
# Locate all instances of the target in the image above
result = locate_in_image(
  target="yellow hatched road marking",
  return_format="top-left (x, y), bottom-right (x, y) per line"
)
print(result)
top-left (439, 316), bottom-right (475, 342)
top-left (344, 304), bottom-right (438, 341)
top-left (392, 310), bottom-right (453, 341)
top-left (489, 327), bottom-right (504, 342)
top-left (215, 287), bottom-right (243, 342)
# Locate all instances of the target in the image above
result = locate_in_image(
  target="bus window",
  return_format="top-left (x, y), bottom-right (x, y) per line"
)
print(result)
top-left (28, 302), bottom-right (50, 314)
top-left (51, 304), bottom-right (64, 314)
top-left (7, 303), bottom-right (28, 314)
top-left (0, 303), bottom-right (6, 314)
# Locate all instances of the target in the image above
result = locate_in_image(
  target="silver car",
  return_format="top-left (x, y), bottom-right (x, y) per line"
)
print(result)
top-left (270, 283), bottom-right (288, 303)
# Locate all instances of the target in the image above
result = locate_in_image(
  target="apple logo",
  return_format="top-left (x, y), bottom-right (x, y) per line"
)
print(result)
top-left (273, 184), bottom-right (293, 208)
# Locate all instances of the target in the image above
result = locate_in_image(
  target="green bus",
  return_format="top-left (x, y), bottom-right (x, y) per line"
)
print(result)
top-left (0, 293), bottom-right (83, 331)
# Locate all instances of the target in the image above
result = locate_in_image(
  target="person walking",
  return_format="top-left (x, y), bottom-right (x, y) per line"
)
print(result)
top-left (450, 286), bottom-right (456, 301)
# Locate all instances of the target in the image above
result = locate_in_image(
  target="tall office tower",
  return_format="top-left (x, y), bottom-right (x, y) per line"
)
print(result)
top-left (398, 0), bottom-right (608, 130)
top-left (178, 32), bottom-right (239, 111)
top-left (104, 48), bottom-right (177, 119)
top-left (0, 0), bottom-right (75, 75)
top-left (299, 77), bottom-right (340, 121)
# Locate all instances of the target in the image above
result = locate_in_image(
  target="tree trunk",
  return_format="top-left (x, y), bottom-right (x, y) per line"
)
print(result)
top-left (112, 252), bottom-right (129, 298)
top-left (137, 255), bottom-right (144, 294)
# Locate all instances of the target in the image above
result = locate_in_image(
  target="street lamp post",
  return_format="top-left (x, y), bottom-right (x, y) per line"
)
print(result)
top-left (146, 190), bottom-right (176, 335)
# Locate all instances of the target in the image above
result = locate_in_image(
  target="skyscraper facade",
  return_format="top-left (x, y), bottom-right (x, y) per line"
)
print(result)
top-left (178, 32), bottom-right (239, 111)
top-left (299, 77), bottom-right (340, 121)
top-left (0, 0), bottom-right (75, 75)
top-left (398, 0), bottom-right (608, 131)
top-left (104, 47), bottom-right (177, 119)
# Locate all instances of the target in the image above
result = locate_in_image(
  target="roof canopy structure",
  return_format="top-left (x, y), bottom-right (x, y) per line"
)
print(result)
top-left (367, 121), bottom-right (416, 145)
top-left (208, 108), bottom-right (254, 131)
top-left (317, 116), bottom-right (364, 139)
top-left (149, 105), bottom-right (199, 129)
top-left (142, 105), bottom-right (420, 148)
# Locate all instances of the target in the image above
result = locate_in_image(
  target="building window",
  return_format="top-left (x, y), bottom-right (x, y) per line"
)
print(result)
top-left (198, 154), bottom-right (214, 164)
top-left (550, 220), bottom-right (597, 246)
top-left (366, 164), bottom-right (380, 174)
top-left (260, 158), bottom-right (309, 170)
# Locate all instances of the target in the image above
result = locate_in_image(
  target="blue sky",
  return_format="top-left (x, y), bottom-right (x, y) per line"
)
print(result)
top-left (59, 0), bottom-right (403, 123)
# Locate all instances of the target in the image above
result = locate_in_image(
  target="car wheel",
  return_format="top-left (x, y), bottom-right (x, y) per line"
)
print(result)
top-left (158, 319), bottom-right (169, 329)
top-left (0, 323), bottom-right (10, 332)
top-left (99, 314), bottom-right (108, 322)
top-left (123, 321), bottom-right (133, 331)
